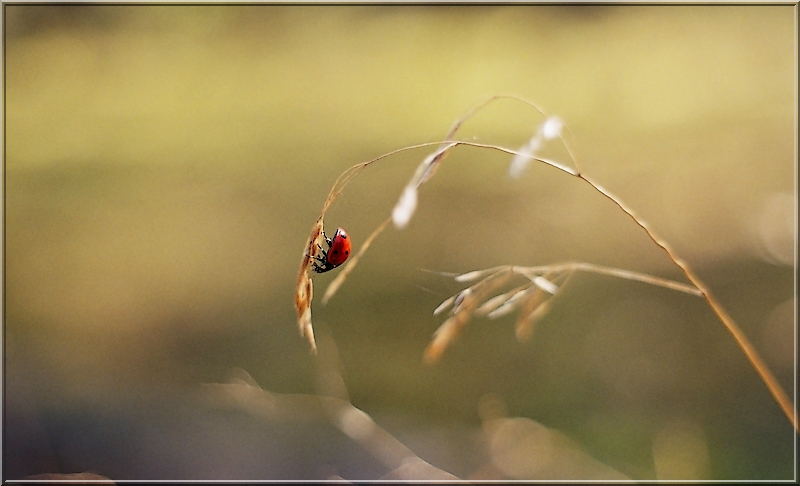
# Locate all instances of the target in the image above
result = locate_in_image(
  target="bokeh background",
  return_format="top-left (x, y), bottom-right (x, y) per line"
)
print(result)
top-left (3, 4), bottom-right (796, 481)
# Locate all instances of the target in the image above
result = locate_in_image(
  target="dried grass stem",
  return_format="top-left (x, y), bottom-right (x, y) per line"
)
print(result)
top-left (296, 95), bottom-right (796, 433)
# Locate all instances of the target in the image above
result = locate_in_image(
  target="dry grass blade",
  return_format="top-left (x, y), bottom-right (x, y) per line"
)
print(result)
top-left (510, 116), bottom-right (564, 178)
top-left (394, 96), bottom-right (567, 242)
top-left (295, 94), bottom-right (796, 433)
top-left (323, 217), bottom-right (392, 305)
top-left (510, 271), bottom-right (560, 342)
top-left (443, 133), bottom-right (795, 430)
top-left (295, 217), bottom-right (326, 353)
top-left (302, 137), bottom-right (577, 336)
top-left (433, 294), bottom-right (457, 316)
top-left (423, 270), bottom-right (513, 364)
top-left (428, 263), bottom-right (699, 363)
top-left (392, 143), bottom-right (456, 228)
top-left (203, 369), bottom-right (457, 478)
top-left (296, 140), bottom-right (478, 352)
top-left (475, 283), bottom-right (531, 316)
top-left (422, 310), bottom-right (473, 366)
top-left (531, 275), bottom-right (559, 295)
top-left (515, 295), bottom-right (551, 342)
top-left (456, 266), bottom-right (507, 283)
top-left (318, 96), bottom-right (548, 307)
top-left (485, 288), bottom-right (532, 319)
top-left (572, 174), bottom-right (796, 432)
top-left (512, 263), bottom-right (702, 296)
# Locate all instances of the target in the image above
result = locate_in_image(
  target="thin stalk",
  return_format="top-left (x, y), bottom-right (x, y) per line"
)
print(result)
top-left (577, 173), bottom-right (797, 433)
top-left (343, 138), bottom-right (798, 432)
top-left (302, 104), bottom-right (796, 431)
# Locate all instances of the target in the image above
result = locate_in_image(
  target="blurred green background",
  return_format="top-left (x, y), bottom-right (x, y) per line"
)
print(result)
top-left (3, 5), bottom-right (796, 481)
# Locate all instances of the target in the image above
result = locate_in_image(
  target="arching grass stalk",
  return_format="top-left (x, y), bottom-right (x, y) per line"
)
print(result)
top-left (294, 95), bottom-right (797, 433)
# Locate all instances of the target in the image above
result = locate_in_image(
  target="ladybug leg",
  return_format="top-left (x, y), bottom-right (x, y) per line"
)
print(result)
top-left (311, 255), bottom-right (326, 273)
top-left (311, 243), bottom-right (330, 273)
top-left (309, 232), bottom-right (336, 273)
top-left (315, 243), bottom-right (329, 261)
top-left (312, 258), bottom-right (332, 273)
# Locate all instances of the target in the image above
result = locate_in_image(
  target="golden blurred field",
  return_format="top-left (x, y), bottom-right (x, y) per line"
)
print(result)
top-left (2, 5), bottom-right (796, 480)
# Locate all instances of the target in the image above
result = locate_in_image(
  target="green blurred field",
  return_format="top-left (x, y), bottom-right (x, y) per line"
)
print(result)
top-left (3, 5), bottom-right (796, 480)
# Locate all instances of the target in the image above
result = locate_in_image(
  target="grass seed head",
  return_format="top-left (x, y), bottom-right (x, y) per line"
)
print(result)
top-left (474, 285), bottom-right (528, 316)
top-left (515, 289), bottom-right (551, 342)
top-left (433, 295), bottom-right (457, 316)
top-left (295, 218), bottom-right (328, 353)
top-left (542, 116), bottom-right (564, 140)
top-left (532, 275), bottom-right (559, 294)
top-left (290, 94), bottom-right (797, 433)
top-left (392, 185), bottom-right (418, 229)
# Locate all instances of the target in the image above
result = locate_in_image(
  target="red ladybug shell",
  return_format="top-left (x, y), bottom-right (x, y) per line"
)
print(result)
top-left (326, 227), bottom-right (351, 267)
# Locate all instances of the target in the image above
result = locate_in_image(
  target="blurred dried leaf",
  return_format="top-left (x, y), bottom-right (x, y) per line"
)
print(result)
top-left (484, 417), bottom-right (629, 480)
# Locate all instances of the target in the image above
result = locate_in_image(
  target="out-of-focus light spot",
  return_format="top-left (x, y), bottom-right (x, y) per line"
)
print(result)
top-left (488, 417), bottom-right (555, 478)
top-left (477, 393), bottom-right (508, 423)
top-left (379, 457), bottom-right (459, 480)
top-left (753, 192), bottom-right (795, 265)
top-left (486, 417), bottom-right (628, 480)
top-left (335, 406), bottom-right (373, 441)
top-left (652, 419), bottom-right (710, 480)
top-left (761, 297), bottom-right (795, 371)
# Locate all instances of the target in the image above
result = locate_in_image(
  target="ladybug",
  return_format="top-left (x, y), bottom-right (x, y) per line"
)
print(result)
top-left (312, 227), bottom-right (351, 273)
